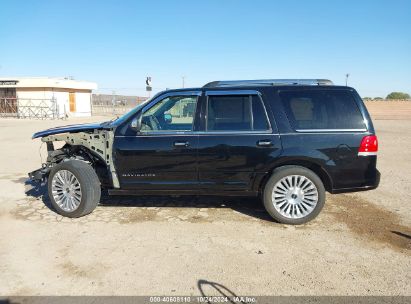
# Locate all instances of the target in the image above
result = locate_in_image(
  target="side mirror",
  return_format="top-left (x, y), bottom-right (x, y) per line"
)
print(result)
top-left (164, 113), bottom-right (173, 124)
top-left (130, 112), bottom-right (142, 132)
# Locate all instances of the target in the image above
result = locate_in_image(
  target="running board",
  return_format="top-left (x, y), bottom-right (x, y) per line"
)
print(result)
top-left (108, 189), bottom-right (258, 196)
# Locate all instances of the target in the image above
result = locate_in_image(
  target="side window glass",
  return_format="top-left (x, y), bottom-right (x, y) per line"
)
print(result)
top-left (207, 94), bottom-right (270, 131)
top-left (141, 96), bottom-right (197, 132)
top-left (279, 90), bottom-right (365, 130)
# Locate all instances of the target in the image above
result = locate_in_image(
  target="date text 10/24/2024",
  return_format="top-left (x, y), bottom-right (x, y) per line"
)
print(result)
top-left (149, 296), bottom-right (257, 303)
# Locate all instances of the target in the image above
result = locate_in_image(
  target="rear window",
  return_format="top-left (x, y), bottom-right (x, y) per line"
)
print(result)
top-left (279, 90), bottom-right (366, 130)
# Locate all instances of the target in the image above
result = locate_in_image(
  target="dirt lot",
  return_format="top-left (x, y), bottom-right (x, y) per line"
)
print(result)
top-left (0, 117), bottom-right (410, 296)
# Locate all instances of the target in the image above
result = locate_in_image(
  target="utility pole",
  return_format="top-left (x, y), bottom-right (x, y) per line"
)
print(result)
top-left (111, 90), bottom-right (116, 115)
top-left (345, 73), bottom-right (350, 86)
top-left (182, 76), bottom-right (185, 88)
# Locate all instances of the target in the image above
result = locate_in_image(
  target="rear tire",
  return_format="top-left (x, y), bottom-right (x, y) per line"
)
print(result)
top-left (263, 166), bottom-right (325, 224)
top-left (48, 160), bottom-right (101, 218)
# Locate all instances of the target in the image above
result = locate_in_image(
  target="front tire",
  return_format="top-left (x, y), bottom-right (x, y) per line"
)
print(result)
top-left (48, 160), bottom-right (101, 218)
top-left (263, 166), bottom-right (325, 224)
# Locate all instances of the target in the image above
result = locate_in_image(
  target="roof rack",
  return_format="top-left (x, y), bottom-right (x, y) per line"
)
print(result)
top-left (203, 79), bottom-right (334, 88)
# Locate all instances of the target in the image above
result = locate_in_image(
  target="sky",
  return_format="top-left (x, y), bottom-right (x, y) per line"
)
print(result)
top-left (0, 0), bottom-right (410, 97)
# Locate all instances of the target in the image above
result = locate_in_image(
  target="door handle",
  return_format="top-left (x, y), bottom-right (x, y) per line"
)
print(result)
top-left (257, 140), bottom-right (273, 147)
top-left (173, 141), bottom-right (189, 147)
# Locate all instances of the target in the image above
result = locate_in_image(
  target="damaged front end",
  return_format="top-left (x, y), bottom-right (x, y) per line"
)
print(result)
top-left (28, 164), bottom-right (51, 183)
top-left (28, 123), bottom-right (120, 189)
top-left (28, 141), bottom-right (58, 183)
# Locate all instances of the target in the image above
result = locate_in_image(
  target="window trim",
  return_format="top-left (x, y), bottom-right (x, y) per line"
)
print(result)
top-left (139, 91), bottom-right (202, 134)
top-left (204, 90), bottom-right (272, 133)
top-left (295, 128), bottom-right (367, 133)
top-left (205, 90), bottom-right (263, 96)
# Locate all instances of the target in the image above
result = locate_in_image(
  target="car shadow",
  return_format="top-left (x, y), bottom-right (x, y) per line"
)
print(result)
top-left (23, 179), bottom-right (274, 223)
top-left (24, 179), bottom-right (55, 211)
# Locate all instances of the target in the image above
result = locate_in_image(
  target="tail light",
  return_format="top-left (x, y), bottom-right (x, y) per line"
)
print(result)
top-left (358, 135), bottom-right (378, 156)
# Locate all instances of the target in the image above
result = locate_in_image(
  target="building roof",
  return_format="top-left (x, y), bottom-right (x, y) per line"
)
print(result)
top-left (0, 77), bottom-right (97, 90)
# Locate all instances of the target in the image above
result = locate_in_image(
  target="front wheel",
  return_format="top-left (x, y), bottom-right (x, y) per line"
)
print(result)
top-left (263, 166), bottom-right (325, 224)
top-left (48, 160), bottom-right (101, 218)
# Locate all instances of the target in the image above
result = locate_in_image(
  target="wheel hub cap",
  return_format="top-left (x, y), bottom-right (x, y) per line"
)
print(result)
top-left (272, 175), bottom-right (319, 219)
top-left (51, 169), bottom-right (82, 212)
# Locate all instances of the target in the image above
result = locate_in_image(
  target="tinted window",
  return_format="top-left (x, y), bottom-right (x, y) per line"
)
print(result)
top-left (207, 95), bottom-right (269, 131)
top-left (279, 90), bottom-right (365, 130)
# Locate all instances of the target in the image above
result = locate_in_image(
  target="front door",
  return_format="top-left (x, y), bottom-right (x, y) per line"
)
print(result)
top-left (69, 92), bottom-right (76, 112)
top-left (197, 90), bottom-right (282, 193)
top-left (114, 91), bottom-right (201, 190)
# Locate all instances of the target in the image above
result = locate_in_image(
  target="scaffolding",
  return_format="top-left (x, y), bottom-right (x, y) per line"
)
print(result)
top-left (0, 98), bottom-right (61, 119)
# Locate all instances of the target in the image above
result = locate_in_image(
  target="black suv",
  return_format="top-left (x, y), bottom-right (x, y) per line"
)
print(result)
top-left (29, 79), bottom-right (380, 224)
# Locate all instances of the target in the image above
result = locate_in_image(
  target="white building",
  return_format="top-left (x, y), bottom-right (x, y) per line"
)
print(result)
top-left (0, 77), bottom-right (97, 118)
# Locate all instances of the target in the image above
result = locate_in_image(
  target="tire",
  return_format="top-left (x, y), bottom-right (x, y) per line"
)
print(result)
top-left (48, 160), bottom-right (101, 218)
top-left (263, 165), bottom-right (325, 224)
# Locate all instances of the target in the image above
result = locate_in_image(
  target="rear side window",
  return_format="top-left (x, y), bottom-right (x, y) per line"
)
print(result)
top-left (279, 90), bottom-right (366, 130)
top-left (207, 95), bottom-right (270, 131)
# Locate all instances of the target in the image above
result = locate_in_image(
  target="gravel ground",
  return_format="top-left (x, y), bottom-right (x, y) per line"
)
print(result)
top-left (0, 117), bottom-right (410, 296)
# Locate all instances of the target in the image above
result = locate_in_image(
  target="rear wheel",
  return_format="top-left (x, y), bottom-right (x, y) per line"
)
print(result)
top-left (48, 160), bottom-right (101, 218)
top-left (263, 166), bottom-right (325, 224)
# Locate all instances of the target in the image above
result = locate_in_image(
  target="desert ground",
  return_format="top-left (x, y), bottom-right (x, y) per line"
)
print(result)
top-left (0, 113), bottom-right (410, 296)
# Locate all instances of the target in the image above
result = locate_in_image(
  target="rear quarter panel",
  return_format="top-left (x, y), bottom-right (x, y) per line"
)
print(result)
top-left (264, 86), bottom-right (378, 192)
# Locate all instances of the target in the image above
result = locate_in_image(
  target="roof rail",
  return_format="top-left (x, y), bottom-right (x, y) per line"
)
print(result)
top-left (203, 79), bottom-right (334, 88)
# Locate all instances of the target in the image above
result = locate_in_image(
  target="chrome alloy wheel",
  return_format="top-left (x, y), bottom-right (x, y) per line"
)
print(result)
top-left (272, 175), bottom-right (319, 219)
top-left (51, 169), bottom-right (82, 212)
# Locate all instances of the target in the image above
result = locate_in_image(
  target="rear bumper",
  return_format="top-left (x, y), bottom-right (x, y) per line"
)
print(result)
top-left (330, 169), bottom-right (380, 194)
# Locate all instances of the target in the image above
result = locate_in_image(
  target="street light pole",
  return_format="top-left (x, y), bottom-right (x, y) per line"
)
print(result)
top-left (182, 76), bottom-right (185, 88)
top-left (345, 73), bottom-right (350, 86)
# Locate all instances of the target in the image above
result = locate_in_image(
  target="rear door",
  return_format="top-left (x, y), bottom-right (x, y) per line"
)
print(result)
top-left (197, 90), bottom-right (282, 193)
